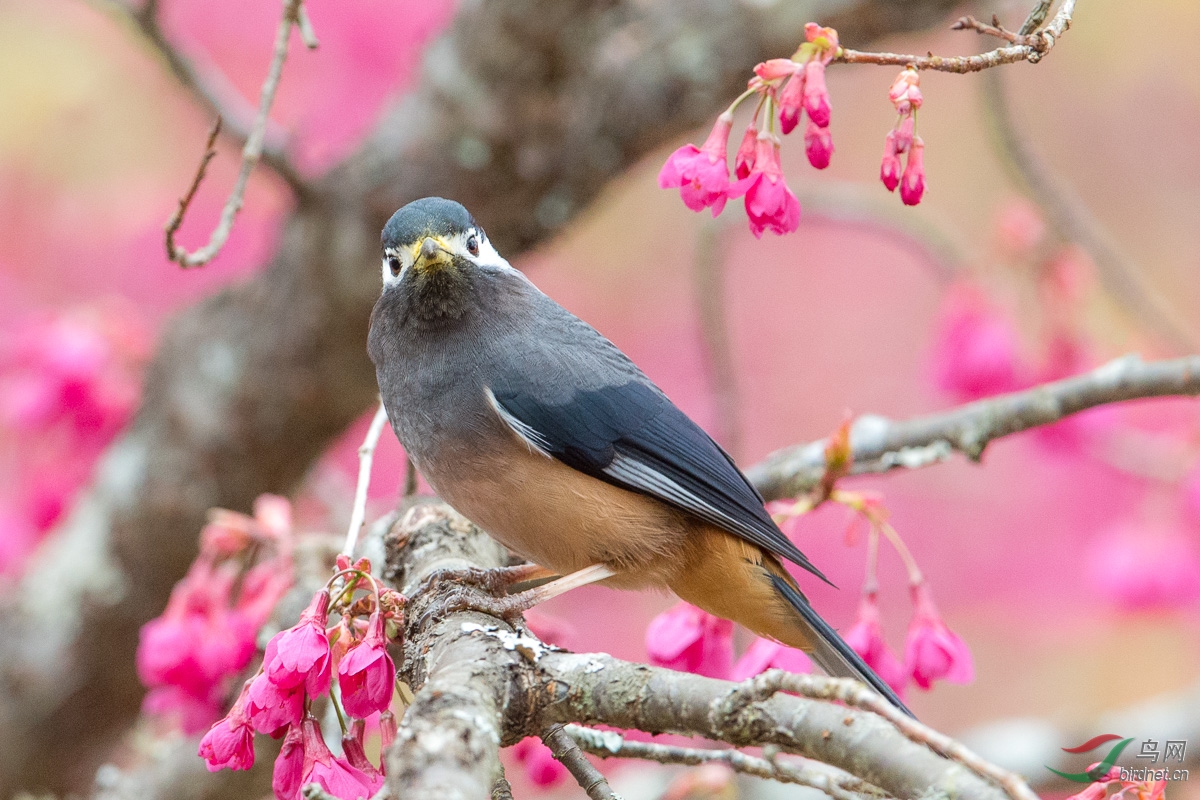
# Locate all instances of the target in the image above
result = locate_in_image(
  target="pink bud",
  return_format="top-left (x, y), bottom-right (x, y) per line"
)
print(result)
top-left (880, 131), bottom-right (902, 192)
top-left (730, 637), bottom-right (812, 681)
top-left (342, 719), bottom-right (382, 778)
top-left (754, 58), bottom-right (798, 82)
top-left (734, 125), bottom-right (758, 179)
top-left (904, 583), bottom-right (974, 690)
top-left (802, 60), bottom-right (831, 128)
top-left (804, 22), bottom-right (840, 60)
top-left (253, 494), bottom-right (292, 539)
top-left (842, 593), bottom-right (908, 696)
top-left (888, 67), bottom-right (921, 113)
top-left (900, 137), bottom-right (925, 206)
top-left (893, 115), bottom-right (914, 154)
top-left (263, 590), bottom-right (332, 695)
top-left (804, 120), bottom-right (834, 169)
top-left (380, 710), bottom-right (398, 755)
top-left (930, 283), bottom-right (1023, 400)
top-left (337, 612), bottom-right (396, 718)
top-left (778, 71), bottom-right (806, 135)
top-left (645, 601), bottom-right (733, 678)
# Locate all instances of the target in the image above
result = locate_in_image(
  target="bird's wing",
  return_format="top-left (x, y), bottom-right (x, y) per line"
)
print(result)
top-left (488, 380), bottom-right (832, 585)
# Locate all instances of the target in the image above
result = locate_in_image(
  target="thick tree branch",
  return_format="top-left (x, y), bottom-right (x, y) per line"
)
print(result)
top-left (747, 354), bottom-right (1200, 500)
top-left (383, 502), bottom-right (1030, 800)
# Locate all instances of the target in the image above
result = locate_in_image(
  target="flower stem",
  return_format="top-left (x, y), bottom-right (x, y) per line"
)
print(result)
top-left (878, 522), bottom-right (924, 585)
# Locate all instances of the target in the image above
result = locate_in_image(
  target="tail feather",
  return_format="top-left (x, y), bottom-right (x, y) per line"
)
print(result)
top-left (770, 575), bottom-right (915, 718)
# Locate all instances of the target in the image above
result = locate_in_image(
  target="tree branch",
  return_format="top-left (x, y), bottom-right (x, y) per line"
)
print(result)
top-left (564, 725), bottom-right (891, 800)
top-left (542, 724), bottom-right (623, 800)
top-left (836, 0), bottom-right (1075, 71)
top-left (746, 354), bottom-right (1200, 500)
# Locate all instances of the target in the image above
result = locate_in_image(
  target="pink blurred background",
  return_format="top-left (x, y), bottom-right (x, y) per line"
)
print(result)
top-left (2, 0), bottom-right (1199, 794)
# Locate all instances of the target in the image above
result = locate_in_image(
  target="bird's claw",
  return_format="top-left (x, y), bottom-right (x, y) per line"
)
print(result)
top-left (413, 563), bottom-right (549, 599)
top-left (414, 584), bottom-right (540, 630)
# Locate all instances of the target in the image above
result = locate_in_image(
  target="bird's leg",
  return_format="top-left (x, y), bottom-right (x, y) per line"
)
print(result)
top-left (413, 562), bottom-right (557, 599)
top-left (418, 563), bottom-right (617, 626)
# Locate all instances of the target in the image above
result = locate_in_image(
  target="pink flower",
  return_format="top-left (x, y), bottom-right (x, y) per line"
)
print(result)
top-left (804, 120), bottom-right (833, 169)
top-left (273, 724), bottom-right (305, 800)
top-left (246, 672), bottom-right (304, 734)
top-left (143, 685), bottom-right (223, 735)
top-left (893, 115), bottom-right (914, 153)
top-left (198, 704), bottom-right (256, 772)
top-left (904, 582), bottom-right (974, 690)
top-left (512, 737), bottom-right (568, 787)
top-left (1085, 521), bottom-right (1200, 611)
top-left (842, 593), bottom-right (908, 695)
top-left (753, 58), bottom-right (798, 81)
top-left (734, 125), bottom-right (758, 179)
top-left (380, 710), bottom-right (397, 754)
top-left (900, 137), bottom-right (925, 206)
top-left (264, 590), bottom-right (332, 695)
top-left (804, 22), bottom-right (840, 60)
top-left (880, 131), bottom-right (902, 192)
top-left (645, 601), bottom-right (733, 679)
top-left (727, 136), bottom-right (801, 238)
top-left (342, 719), bottom-right (383, 779)
top-left (930, 284), bottom-right (1023, 401)
top-left (658, 112), bottom-right (734, 216)
top-left (778, 69), bottom-right (806, 135)
top-left (730, 637), bottom-right (812, 681)
top-left (802, 60), bottom-right (831, 127)
top-left (337, 612), bottom-right (396, 718)
top-left (298, 717), bottom-right (383, 800)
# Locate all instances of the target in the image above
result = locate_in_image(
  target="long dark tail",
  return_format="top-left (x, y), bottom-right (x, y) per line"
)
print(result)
top-left (770, 575), bottom-right (915, 718)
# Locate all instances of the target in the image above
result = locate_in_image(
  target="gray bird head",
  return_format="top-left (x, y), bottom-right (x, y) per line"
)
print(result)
top-left (379, 197), bottom-right (509, 292)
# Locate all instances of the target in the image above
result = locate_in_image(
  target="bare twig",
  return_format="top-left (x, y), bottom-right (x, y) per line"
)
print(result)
top-left (951, 15), bottom-right (1025, 44)
top-left (1018, 1), bottom-right (1054, 35)
top-left (692, 223), bottom-right (741, 458)
top-left (343, 401), bottom-right (389, 557)
top-left (981, 69), bottom-right (1196, 352)
top-left (541, 724), bottom-right (622, 800)
top-left (163, 117), bottom-right (222, 261)
top-left (163, 0), bottom-right (316, 268)
top-left (564, 725), bottom-right (891, 800)
top-left (111, 0), bottom-right (303, 188)
top-left (746, 354), bottom-right (1200, 499)
top-left (837, 0), bottom-right (1075, 71)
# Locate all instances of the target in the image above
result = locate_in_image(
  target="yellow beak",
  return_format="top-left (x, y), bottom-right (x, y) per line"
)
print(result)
top-left (412, 236), bottom-right (453, 271)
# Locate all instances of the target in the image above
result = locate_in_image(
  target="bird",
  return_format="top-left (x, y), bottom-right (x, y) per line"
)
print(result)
top-left (367, 196), bottom-right (911, 715)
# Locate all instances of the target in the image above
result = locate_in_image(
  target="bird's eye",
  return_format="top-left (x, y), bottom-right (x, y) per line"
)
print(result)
top-left (387, 256), bottom-right (402, 276)
top-left (466, 235), bottom-right (480, 256)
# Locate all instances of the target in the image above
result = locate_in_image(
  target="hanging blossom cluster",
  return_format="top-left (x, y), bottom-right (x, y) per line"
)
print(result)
top-left (658, 24), bottom-right (839, 238)
top-left (645, 425), bottom-right (972, 698)
top-left (198, 554), bottom-right (404, 800)
top-left (659, 24), bottom-right (931, 237)
top-left (137, 495), bottom-right (295, 733)
top-left (1066, 763), bottom-right (1166, 800)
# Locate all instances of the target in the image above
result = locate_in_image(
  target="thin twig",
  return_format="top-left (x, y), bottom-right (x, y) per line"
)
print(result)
top-left (836, 0), bottom-right (1075, 71)
top-left (110, 0), bottom-right (304, 189)
top-left (564, 725), bottom-right (890, 800)
top-left (693, 222), bottom-right (741, 458)
top-left (163, 117), bottom-right (222, 261)
top-left (951, 15), bottom-right (1025, 44)
top-left (746, 354), bottom-right (1200, 499)
top-left (541, 724), bottom-right (622, 800)
top-left (163, 0), bottom-right (315, 268)
top-left (728, 671), bottom-right (1039, 800)
top-left (1018, 0), bottom-right (1054, 35)
top-left (980, 68), bottom-right (1196, 353)
top-left (343, 401), bottom-right (390, 557)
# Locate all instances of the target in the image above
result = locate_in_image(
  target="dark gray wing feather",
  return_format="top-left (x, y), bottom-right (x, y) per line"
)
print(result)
top-left (490, 380), bottom-right (832, 586)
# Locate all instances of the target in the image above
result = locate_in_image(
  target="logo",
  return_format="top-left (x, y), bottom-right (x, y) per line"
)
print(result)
top-left (1048, 735), bottom-right (1189, 784)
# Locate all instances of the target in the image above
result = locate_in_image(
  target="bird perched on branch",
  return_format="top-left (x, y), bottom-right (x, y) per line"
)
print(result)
top-left (368, 197), bottom-right (910, 715)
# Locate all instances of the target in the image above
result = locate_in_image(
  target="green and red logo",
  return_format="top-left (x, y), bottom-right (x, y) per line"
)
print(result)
top-left (1048, 734), bottom-right (1135, 783)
